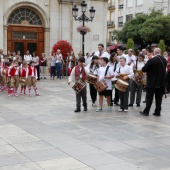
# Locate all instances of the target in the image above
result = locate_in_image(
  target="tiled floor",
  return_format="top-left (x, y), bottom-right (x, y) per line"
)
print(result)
top-left (0, 78), bottom-right (170, 170)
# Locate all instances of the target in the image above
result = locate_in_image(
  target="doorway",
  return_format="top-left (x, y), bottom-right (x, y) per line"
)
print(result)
top-left (7, 25), bottom-right (44, 57)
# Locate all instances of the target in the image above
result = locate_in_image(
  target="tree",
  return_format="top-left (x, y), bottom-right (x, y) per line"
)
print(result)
top-left (158, 40), bottom-right (166, 54)
top-left (113, 8), bottom-right (170, 48)
top-left (126, 38), bottom-right (134, 50)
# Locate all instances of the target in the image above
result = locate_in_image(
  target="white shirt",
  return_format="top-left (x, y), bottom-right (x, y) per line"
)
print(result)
top-left (94, 51), bottom-right (110, 59)
top-left (98, 66), bottom-right (114, 90)
top-left (126, 55), bottom-right (137, 64)
top-left (68, 66), bottom-right (83, 83)
top-left (85, 56), bottom-right (91, 66)
top-left (56, 54), bottom-right (63, 63)
top-left (108, 61), bottom-right (120, 73)
top-left (24, 55), bottom-right (32, 64)
top-left (115, 65), bottom-right (134, 79)
top-left (26, 67), bottom-right (37, 79)
top-left (131, 61), bottom-right (145, 71)
top-left (32, 56), bottom-right (39, 66)
top-left (117, 53), bottom-right (127, 60)
top-left (85, 63), bottom-right (100, 75)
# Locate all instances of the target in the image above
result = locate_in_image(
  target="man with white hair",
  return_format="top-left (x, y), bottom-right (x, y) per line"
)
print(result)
top-left (126, 49), bottom-right (136, 65)
top-left (140, 48), bottom-right (167, 116)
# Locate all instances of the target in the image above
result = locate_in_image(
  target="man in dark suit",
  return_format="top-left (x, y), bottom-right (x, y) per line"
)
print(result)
top-left (140, 48), bottom-right (167, 116)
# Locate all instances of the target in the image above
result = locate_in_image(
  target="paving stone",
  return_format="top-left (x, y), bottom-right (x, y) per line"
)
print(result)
top-left (0, 163), bottom-right (43, 170)
top-left (37, 157), bottom-right (89, 170)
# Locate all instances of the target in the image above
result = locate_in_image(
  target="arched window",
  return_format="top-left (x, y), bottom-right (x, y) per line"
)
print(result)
top-left (8, 8), bottom-right (42, 26)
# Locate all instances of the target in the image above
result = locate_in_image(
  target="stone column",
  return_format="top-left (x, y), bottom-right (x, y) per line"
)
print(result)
top-left (3, 25), bottom-right (7, 54)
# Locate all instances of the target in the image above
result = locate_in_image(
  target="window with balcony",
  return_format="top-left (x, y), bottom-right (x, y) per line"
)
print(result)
top-left (118, 16), bottom-right (123, 27)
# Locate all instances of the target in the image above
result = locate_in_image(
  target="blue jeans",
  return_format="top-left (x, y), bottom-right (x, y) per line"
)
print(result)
top-left (66, 64), bottom-right (69, 77)
top-left (55, 62), bottom-right (62, 79)
top-left (50, 66), bottom-right (56, 78)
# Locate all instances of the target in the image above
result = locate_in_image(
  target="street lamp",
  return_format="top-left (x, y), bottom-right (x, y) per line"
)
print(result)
top-left (72, 1), bottom-right (96, 56)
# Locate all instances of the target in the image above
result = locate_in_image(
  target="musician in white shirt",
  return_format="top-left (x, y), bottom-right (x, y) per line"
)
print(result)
top-left (85, 56), bottom-right (100, 107)
top-left (115, 57), bottom-right (134, 112)
top-left (117, 46), bottom-right (127, 61)
top-left (84, 53), bottom-right (91, 66)
top-left (94, 44), bottom-right (110, 60)
top-left (96, 57), bottom-right (114, 112)
top-left (126, 49), bottom-right (137, 65)
top-left (24, 51), bottom-right (32, 64)
top-left (108, 53), bottom-right (120, 106)
top-left (129, 53), bottom-right (145, 107)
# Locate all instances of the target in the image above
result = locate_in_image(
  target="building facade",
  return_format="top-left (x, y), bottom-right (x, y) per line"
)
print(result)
top-left (107, 0), bottom-right (170, 45)
top-left (0, 0), bottom-right (108, 57)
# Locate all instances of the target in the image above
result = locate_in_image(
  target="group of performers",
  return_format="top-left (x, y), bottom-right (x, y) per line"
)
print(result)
top-left (68, 44), bottom-right (165, 115)
top-left (0, 57), bottom-right (40, 97)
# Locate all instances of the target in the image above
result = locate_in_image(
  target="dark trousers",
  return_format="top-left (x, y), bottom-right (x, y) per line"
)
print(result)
top-left (130, 80), bottom-right (143, 105)
top-left (50, 66), bottom-right (56, 78)
top-left (114, 88), bottom-right (119, 104)
top-left (166, 72), bottom-right (170, 92)
top-left (76, 87), bottom-right (87, 109)
top-left (119, 86), bottom-right (129, 110)
top-left (55, 62), bottom-right (61, 79)
top-left (89, 84), bottom-right (97, 103)
top-left (35, 65), bottom-right (40, 80)
top-left (143, 87), bottom-right (164, 115)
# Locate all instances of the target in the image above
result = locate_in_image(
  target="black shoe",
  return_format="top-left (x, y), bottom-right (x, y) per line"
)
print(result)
top-left (74, 109), bottom-right (81, 112)
top-left (153, 113), bottom-right (161, 116)
top-left (143, 100), bottom-right (147, 103)
top-left (84, 108), bottom-right (87, 111)
top-left (136, 104), bottom-right (140, 107)
top-left (140, 111), bottom-right (148, 116)
top-left (128, 104), bottom-right (133, 107)
top-left (114, 103), bottom-right (120, 106)
top-left (41, 77), bottom-right (42, 79)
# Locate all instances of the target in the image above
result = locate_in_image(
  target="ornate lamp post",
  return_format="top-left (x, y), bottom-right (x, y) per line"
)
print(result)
top-left (72, 1), bottom-right (96, 56)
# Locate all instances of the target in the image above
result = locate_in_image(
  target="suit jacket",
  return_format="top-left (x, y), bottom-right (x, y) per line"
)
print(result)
top-left (142, 55), bottom-right (167, 88)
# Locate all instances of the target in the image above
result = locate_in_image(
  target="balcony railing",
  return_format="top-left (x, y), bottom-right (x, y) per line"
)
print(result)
top-left (107, 21), bottom-right (115, 27)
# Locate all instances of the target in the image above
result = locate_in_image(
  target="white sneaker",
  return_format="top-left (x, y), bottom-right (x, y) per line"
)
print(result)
top-left (124, 109), bottom-right (128, 112)
top-left (118, 109), bottom-right (123, 112)
top-left (92, 103), bottom-right (97, 107)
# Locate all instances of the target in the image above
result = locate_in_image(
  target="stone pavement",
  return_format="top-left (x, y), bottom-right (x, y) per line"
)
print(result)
top-left (0, 78), bottom-right (170, 170)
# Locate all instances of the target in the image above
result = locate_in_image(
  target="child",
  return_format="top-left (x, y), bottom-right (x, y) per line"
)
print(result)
top-left (68, 57), bottom-right (87, 112)
top-left (96, 57), bottom-right (114, 112)
top-left (2, 62), bottom-right (11, 94)
top-left (8, 60), bottom-right (20, 96)
top-left (20, 61), bottom-right (28, 95)
top-left (26, 61), bottom-right (40, 96)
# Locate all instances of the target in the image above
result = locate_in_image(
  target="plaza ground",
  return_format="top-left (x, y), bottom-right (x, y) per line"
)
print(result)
top-left (0, 79), bottom-right (170, 170)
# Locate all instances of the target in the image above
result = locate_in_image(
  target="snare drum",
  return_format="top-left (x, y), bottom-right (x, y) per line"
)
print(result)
top-left (111, 77), bottom-right (117, 85)
top-left (72, 81), bottom-right (86, 94)
top-left (94, 80), bottom-right (108, 93)
top-left (86, 74), bottom-right (97, 85)
top-left (115, 79), bottom-right (129, 92)
top-left (141, 74), bottom-right (147, 86)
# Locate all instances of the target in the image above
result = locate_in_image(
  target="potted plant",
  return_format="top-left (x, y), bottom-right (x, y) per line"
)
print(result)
top-left (77, 25), bottom-right (91, 35)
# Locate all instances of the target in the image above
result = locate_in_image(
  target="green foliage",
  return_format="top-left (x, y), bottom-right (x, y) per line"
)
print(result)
top-left (158, 40), bottom-right (166, 54)
top-left (126, 38), bottom-right (134, 50)
top-left (113, 8), bottom-right (170, 48)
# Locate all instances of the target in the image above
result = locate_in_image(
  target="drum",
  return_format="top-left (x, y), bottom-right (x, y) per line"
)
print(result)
top-left (72, 81), bottom-right (86, 94)
top-left (94, 80), bottom-right (108, 93)
top-left (141, 74), bottom-right (147, 86)
top-left (132, 70), bottom-right (143, 84)
top-left (115, 79), bottom-right (129, 92)
top-left (86, 74), bottom-right (97, 85)
top-left (111, 77), bottom-right (117, 85)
